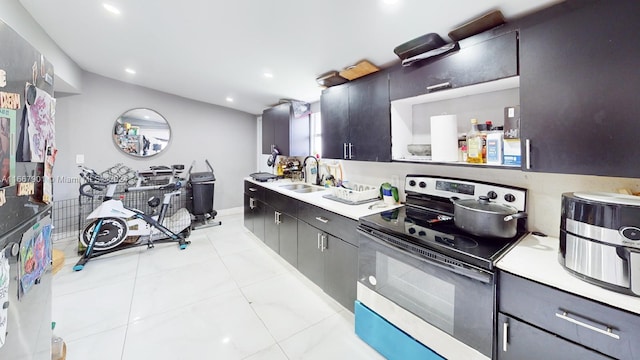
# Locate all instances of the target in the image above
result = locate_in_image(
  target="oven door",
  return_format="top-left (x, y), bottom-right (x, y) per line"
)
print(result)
top-left (357, 226), bottom-right (495, 359)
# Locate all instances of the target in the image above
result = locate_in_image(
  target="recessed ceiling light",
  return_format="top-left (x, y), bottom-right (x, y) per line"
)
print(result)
top-left (125, 68), bottom-right (136, 74)
top-left (103, 3), bottom-right (121, 15)
top-left (383, 0), bottom-right (399, 4)
top-left (226, 97), bottom-right (234, 102)
top-left (263, 72), bottom-right (274, 78)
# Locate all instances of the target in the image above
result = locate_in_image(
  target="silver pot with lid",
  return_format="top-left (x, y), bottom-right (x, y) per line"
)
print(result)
top-left (451, 196), bottom-right (527, 238)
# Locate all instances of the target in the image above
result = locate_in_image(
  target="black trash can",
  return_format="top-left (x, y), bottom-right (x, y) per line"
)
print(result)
top-left (188, 171), bottom-right (215, 220)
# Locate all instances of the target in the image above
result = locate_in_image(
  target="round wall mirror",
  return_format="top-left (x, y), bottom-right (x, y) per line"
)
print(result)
top-left (112, 108), bottom-right (171, 157)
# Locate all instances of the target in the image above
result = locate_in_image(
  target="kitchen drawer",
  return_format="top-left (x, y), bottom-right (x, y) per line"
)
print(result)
top-left (297, 202), bottom-right (359, 247)
top-left (265, 188), bottom-right (299, 217)
top-left (244, 180), bottom-right (264, 201)
top-left (499, 271), bottom-right (640, 360)
top-left (497, 313), bottom-right (611, 360)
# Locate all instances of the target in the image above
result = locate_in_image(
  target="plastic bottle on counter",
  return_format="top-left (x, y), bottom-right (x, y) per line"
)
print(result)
top-left (466, 118), bottom-right (483, 164)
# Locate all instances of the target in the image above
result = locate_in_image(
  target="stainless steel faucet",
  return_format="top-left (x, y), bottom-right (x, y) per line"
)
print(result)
top-left (303, 156), bottom-right (323, 185)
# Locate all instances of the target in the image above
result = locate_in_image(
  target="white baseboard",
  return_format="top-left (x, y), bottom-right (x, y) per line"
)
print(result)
top-left (216, 206), bottom-right (243, 216)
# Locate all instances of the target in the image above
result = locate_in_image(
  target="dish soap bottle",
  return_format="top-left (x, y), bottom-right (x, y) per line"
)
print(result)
top-left (466, 118), bottom-right (483, 163)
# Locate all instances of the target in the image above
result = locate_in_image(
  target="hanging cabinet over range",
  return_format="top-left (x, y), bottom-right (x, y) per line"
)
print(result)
top-left (389, 30), bottom-right (519, 101)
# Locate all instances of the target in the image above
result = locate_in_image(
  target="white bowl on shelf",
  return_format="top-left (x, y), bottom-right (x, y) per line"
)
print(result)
top-left (407, 144), bottom-right (432, 156)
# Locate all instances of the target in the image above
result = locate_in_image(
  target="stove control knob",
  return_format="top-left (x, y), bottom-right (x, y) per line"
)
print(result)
top-left (504, 193), bottom-right (516, 203)
top-left (408, 227), bottom-right (416, 234)
top-left (418, 230), bottom-right (426, 236)
top-left (621, 227), bottom-right (640, 241)
top-left (487, 191), bottom-right (498, 200)
top-left (419, 181), bottom-right (427, 188)
top-left (408, 180), bottom-right (417, 187)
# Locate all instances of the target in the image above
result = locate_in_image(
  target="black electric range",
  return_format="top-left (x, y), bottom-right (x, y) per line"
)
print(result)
top-left (358, 175), bottom-right (529, 271)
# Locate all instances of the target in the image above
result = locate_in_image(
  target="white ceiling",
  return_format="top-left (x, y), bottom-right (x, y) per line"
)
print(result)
top-left (20, 0), bottom-right (560, 115)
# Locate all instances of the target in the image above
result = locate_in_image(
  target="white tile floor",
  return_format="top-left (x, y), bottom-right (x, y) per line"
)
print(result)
top-left (52, 212), bottom-right (385, 360)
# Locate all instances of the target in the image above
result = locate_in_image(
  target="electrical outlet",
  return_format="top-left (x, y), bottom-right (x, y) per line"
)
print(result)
top-left (76, 154), bottom-right (84, 164)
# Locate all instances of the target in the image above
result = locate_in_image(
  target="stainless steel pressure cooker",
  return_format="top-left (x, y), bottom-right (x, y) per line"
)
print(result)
top-left (560, 192), bottom-right (640, 297)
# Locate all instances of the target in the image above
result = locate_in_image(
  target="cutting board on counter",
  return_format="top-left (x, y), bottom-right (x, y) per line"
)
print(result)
top-left (339, 60), bottom-right (380, 80)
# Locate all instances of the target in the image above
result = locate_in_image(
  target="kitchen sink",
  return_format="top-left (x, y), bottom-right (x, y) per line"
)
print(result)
top-left (279, 183), bottom-right (325, 193)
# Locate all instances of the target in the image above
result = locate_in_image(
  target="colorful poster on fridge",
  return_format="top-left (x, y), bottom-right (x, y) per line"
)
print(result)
top-left (18, 222), bottom-right (51, 297)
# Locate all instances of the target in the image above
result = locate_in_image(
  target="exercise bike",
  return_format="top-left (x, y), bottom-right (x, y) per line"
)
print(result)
top-left (74, 166), bottom-right (191, 271)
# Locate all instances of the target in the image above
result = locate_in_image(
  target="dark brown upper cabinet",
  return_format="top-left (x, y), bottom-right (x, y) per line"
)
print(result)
top-left (519, 0), bottom-right (640, 178)
top-left (389, 31), bottom-right (519, 101)
top-left (261, 102), bottom-right (309, 156)
top-left (321, 72), bottom-right (391, 162)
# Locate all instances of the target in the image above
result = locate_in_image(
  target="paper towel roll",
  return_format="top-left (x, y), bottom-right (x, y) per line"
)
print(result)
top-left (430, 114), bottom-right (459, 162)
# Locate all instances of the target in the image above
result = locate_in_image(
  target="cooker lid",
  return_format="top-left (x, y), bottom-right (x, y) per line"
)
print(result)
top-left (573, 192), bottom-right (640, 206)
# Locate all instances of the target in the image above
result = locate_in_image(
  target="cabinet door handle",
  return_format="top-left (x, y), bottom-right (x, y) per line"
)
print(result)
top-left (249, 198), bottom-right (256, 209)
top-left (343, 143), bottom-right (347, 159)
top-left (426, 81), bottom-right (451, 92)
top-left (248, 187), bottom-right (257, 192)
top-left (320, 234), bottom-right (327, 252)
top-left (315, 216), bottom-right (329, 224)
top-left (502, 321), bottom-right (509, 352)
top-left (317, 233), bottom-right (321, 250)
top-left (555, 310), bottom-right (620, 340)
top-left (275, 211), bottom-right (281, 224)
top-left (525, 139), bottom-right (531, 170)
top-left (348, 143), bottom-right (353, 159)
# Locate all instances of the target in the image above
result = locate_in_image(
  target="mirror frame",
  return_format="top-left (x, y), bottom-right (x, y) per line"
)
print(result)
top-left (112, 108), bottom-right (171, 158)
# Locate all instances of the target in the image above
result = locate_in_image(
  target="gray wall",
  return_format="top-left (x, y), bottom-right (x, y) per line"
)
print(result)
top-left (54, 72), bottom-right (257, 211)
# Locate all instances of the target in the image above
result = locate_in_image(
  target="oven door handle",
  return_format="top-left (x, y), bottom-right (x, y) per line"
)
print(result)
top-left (357, 227), bottom-right (493, 284)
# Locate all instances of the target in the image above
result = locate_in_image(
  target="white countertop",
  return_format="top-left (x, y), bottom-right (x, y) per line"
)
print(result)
top-left (497, 234), bottom-right (640, 315)
top-left (245, 178), bottom-right (402, 221)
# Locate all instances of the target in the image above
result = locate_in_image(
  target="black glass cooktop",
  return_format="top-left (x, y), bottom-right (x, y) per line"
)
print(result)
top-left (358, 206), bottom-right (526, 270)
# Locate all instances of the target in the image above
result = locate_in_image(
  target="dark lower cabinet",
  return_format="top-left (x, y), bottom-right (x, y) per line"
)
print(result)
top-left (263, 205), bottom-right (298, 266)
top-left (297, 220), bottom-right (325, 286)
top-left (322, 234), bottom-right (357, 311)
top-left (498, 271), bottom-right (640, 360)
top-left (242, 194), bottom-right (255, 232)
top-left (297, 220), bottom-right (358, 311)
top-left (243, 181), bottom-right (359, 312)
top-left (243, 193), bottom-right (254, 232)
top-left (497, 314), bottom-right (611, 360)
top-left (519, 0), bottom-right (640, 177)
top-left (243, 185), bottom-right (265, 242)
top-left (277, 211), bottom-right (297, 267)
top-left (264, 204), bottom-right (280, 253)
top-left (253, 203), bottom-right (265, 242)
